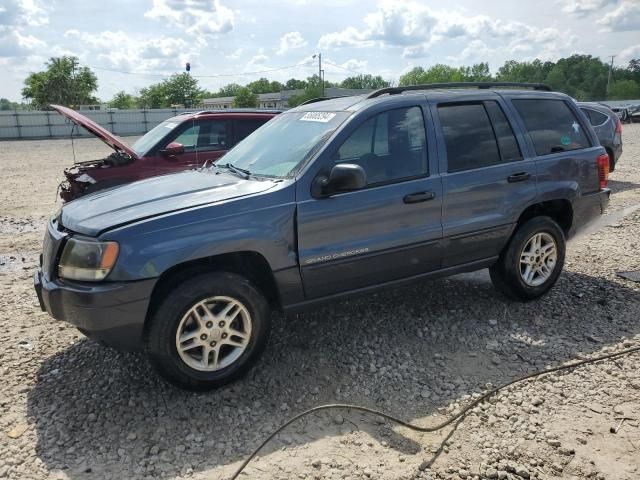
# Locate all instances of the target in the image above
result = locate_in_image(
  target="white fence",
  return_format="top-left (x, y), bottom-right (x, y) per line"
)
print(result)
top-left (0, 108), bottom-right (195, 140)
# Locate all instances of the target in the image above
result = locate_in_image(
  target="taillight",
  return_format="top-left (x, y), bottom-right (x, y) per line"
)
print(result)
top-left (597, 153), bottom-right (609, 189)
top-left (615, 116), bottom-right (622, 134)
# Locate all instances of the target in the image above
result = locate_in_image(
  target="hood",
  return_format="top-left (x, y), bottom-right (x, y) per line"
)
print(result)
top-left (51, 105), bottom-right (138, 159)
top-left (61, 170), bottom-right (278, 236)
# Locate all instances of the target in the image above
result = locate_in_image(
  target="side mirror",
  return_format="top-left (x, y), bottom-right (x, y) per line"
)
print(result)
top-left (161, 142), bottom-right (185, 156)
top-left (312, 163), bottom-right (367, 198)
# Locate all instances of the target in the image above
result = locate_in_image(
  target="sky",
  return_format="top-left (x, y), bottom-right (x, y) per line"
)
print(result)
top-left (1, 0), bottom-right (639, 102)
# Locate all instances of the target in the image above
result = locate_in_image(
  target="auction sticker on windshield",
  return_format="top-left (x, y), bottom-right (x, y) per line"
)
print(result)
top-left (300, 112), bottom-right (336, 123)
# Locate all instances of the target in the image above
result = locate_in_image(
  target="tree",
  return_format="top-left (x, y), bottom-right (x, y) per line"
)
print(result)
top-left (0, 98), bottom-right (18, 110)
top-left (215, 83), bottom-right (243, 97)
top-left (398, 64), bottom-right (488, 85)
top-left (137, 84), bottom-right (167, 109)
top-left (109, 91), bottom-right (136, 109)
top-left (233, 87), bottom-right (258, 108)
top-left (465, 63), bottom-right (492, 81)
top-left (284, 78), bottom-right (307, 90)
top-left (545, 55), bottom-right (608, 100)
top-left (22, 56), bottom-right (98, 109)
top-left (608, 80), bottom-right (640, 100)
top-left (496, 59), bottom-right (552, 83)
top-left (162, 73), bottom-right (204, 107)
top-left (245, 77), bottom-right (284, 94)
top-left (340, 74), bottom-right (390, 89)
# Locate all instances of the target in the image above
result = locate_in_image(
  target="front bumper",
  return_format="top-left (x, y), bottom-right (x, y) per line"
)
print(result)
top-left (568, 188), bottom-right (611, 238)
top-left (34, 269), bottom-right (156, 351)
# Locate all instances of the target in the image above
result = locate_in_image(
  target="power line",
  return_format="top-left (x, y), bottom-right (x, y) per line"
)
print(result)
top-left (85, 60), bottom-right (316, 79)
top-left (323, 60), bottom-right (366, 76)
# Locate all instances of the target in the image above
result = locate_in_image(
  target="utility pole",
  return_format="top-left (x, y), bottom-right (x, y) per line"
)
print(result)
top-left (313, 53), bottom-right (323, 97)
top-left (606, 55), bottom-right (615, 98)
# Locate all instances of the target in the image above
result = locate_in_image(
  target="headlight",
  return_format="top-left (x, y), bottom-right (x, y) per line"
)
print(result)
top-left (58, 238), bottom-right (119, 281)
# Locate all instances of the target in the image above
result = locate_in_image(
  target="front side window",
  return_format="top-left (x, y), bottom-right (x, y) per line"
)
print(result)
top-left (173, 125), bottom-right (200, 151)
top-left (333, 106), bottom-right (428, 185)
top-left (513, 99), bottom-right (590, 156)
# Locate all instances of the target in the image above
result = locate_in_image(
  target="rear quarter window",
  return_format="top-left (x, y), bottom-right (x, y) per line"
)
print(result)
top-left (512, 99), bottom-right (591, 156)
top-left (581, 108), bottom-right (608, 127)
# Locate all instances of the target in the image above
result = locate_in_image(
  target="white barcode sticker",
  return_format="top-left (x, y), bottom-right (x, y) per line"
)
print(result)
top-left (300, 112), bottom-right (336, 123)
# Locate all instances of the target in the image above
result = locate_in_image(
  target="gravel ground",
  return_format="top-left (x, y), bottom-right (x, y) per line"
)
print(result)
top-left (0, 128), bottom-right (639, 480)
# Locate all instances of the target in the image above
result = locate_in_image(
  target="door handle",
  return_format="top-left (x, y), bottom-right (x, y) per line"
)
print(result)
top-left (507, 172), bottom-right (531, 183)
top-left (403, 191), bottom-right (436, 204)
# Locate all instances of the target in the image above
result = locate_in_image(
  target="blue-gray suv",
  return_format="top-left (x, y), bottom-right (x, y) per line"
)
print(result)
top-left (34, 82), bottom-right (611, 390)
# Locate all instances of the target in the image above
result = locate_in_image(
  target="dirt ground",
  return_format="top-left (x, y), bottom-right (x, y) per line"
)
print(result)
top-left (0, 127), bottom-right (639, 480)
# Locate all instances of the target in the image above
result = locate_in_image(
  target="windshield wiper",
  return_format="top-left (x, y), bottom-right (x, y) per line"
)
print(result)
top-left (217, 163), bottom-right (251, 179)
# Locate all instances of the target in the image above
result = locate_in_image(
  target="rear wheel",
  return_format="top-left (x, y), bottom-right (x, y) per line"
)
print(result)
top-left (144, 272), bottom-right (271, 391)
top-left (490, 216), bottom-right (565, 301)
top-left (607, 150), bottom-right (616, 172)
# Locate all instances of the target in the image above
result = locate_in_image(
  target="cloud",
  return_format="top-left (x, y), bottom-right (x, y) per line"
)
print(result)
top-left (63, 30), bottom-right (201, 73)
top-left (144, 0), bottom-right (234, 37)
top-left (0, 0), bottom-right (48, 59)
top-left (618, 44), bottom-right (640, 63)
top-left (561, 0), bottom-right (618, 17)
top-left (319, 1), bottom-right (436, 49)
top-left (247, 53), bottom-right (269, 69)
top-left (276, 31), bottom-right (308, 55)
top-left (598, 1), bottom-right (640, 31)
top-left (225, 48), bottom-right (243, 60)
top-left (0, 30), bottom-right (45, 57)
top-left (319, 0), bottom-right (577, 64)
top-left (323, 58), bottom-right (368, 75)
top-left (0, 0), bottom-right (48, 28)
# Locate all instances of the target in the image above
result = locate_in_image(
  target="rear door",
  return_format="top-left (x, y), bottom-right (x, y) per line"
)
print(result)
top-left (296, 102), bottom-right (443, 299)
top-left (434, 99), bottom-right (537, 267)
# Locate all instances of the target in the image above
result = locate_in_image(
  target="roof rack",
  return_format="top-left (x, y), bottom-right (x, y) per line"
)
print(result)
top-left (366, 82), bottom-right (552, 99)
top-left (300, 96), bottom-right (348, 106)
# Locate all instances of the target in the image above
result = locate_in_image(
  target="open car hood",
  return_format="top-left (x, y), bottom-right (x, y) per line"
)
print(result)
top-left (51, 105), bottom-right (138, 159)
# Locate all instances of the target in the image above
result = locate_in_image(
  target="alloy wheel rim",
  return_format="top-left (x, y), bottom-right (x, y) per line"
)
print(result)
top-left (175, 296), bottom-right (252, 372)
top-left (519, 232), bottom-right (558, 287)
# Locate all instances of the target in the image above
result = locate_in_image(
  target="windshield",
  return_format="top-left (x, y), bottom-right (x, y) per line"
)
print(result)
top-left (218, 111), bottom-right (350, 177)
top-left (131, 119), bottom-right (181, 156)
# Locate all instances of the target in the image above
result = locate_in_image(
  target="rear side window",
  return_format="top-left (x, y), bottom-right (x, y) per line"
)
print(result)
top-left (581, 108), bottom-right (608, 127)
top-left (438, 103), bottom-right (501, 172)
top-left (198, 121), bottom-right (230, 151)
top-left (513, 99), bottom-right (590, 156)
top-left (234, 119), bottom-right (268, 145)
top-left (484, 101), bottom-right (522, 162)
top-left (334, 106), bottom-right (428, 185)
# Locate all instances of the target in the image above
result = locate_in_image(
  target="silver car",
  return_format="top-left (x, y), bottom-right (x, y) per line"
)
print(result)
top-left (578, 102), bottom-right (623, 171)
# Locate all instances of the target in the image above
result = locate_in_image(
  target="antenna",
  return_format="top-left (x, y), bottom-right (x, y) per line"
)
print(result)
top-left (193, 116), bottom-right (199, 168)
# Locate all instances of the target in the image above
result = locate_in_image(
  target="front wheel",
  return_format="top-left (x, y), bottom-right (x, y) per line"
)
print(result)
top-left (144, 272), bottom-right (271, 391)
top-left (490, 216), bottom-right (566, 301)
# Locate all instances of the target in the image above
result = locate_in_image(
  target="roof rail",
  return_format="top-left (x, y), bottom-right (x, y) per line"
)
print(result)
top-left (366, 82), bottom-right (552, 99)
top-left (300, 96), bottom-right (347, 106)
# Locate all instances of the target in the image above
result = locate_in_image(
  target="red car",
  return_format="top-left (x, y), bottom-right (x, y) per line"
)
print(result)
top-left (53, 105), bottom-right (279, 201)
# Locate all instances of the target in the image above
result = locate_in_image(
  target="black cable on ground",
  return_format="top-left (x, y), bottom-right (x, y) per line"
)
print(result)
top-left (228, 345), bottom-right (640, 480)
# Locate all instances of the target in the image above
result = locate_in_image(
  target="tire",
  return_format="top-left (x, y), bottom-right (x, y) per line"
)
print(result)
top-left (144, 272), bottom-right (271, 391)
top-left (489, 216), bottom-right (565, 301)
top-left (607, 150), bottom-right (616, 173)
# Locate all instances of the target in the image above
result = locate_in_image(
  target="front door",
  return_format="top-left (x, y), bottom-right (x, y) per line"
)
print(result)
top-left (170, 120), bottom-right (231, 169)
top-left (297, 104), bottom-right (443, 299)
